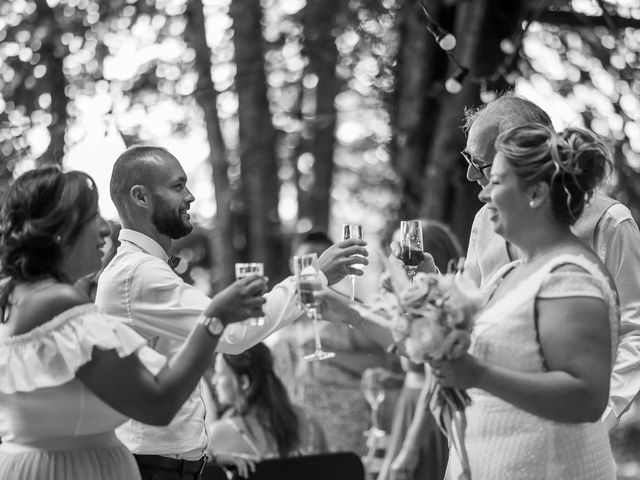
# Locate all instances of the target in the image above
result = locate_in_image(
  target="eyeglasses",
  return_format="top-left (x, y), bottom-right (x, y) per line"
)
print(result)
top-left (461, 151), bottom-right (492, 176)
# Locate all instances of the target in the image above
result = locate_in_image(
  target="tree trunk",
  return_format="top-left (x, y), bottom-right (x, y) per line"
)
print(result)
top-left (419, 0), bottom-right (526, 247)
top-left (35, 0), bottom-right (67, 166)
top-left (230, 0), bottom-right (285, 280)
top-left (184, 0), bottom-right (236, 291)
top-left (391, 0), bottom-right (448, 221)
top-left (299, 0), bottom-right (342, 232)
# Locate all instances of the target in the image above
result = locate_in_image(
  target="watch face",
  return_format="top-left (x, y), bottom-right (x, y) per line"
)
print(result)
top-left (208, 317), bottom-right (224, 335)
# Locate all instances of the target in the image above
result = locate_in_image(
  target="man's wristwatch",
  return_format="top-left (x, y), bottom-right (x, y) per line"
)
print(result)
top-left (198, 315), bottom-right (225, 336)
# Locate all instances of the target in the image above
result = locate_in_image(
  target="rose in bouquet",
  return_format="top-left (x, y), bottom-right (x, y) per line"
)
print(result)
top-left (353, 257), bottom-right (482, 480)
top-left (388, 273), bottom-right (479, 361)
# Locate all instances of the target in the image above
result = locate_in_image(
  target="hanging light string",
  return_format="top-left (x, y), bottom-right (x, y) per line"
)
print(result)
top-left (419, 0), bottom-right (553, 96)
top-left (419, 1), bottom-right (457, 52)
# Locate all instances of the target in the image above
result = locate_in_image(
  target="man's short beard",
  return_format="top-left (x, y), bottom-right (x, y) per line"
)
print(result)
top-left (150, 193), bottom-right (193, 239)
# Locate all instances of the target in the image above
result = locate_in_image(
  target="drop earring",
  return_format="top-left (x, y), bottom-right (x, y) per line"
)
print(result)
top-left (529, 200), bottom-right (535, 208)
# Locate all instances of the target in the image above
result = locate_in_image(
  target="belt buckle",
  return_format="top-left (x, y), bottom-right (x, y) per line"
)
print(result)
top-left (199, 454), bottom-right (209, 475)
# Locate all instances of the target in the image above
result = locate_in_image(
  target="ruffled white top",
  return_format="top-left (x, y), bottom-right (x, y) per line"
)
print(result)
top-left (0, 304), bottom-right (166, 445)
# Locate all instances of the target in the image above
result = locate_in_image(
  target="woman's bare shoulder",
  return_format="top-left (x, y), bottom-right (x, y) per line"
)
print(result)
top-left (6, 283), bottom-right (91, 335)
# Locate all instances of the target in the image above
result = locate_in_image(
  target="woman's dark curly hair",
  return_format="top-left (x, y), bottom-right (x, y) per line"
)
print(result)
top-left (495, 124), bottom-right (611, 225)
top-left (222, 343), bottom-right (300, 457)
top-left (0, 166), bottom-right (99, 320)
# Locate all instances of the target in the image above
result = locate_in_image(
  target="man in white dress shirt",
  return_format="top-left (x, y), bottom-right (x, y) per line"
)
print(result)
top-left (95, 145), bottom-right (368, 479)
top-left (461, 94), bottom-right (640, 430)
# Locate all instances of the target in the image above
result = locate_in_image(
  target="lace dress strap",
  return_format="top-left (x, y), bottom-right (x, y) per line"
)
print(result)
top-left (538, 272), bottom-right (605, 300)
top-left (0, 304), bottom-right (166, 394)
top-left (480, 259), bottom-right (522, 303)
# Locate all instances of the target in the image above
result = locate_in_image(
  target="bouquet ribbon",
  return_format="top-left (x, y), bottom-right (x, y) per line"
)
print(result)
top-left (425, 371), bottom-right (472, 480)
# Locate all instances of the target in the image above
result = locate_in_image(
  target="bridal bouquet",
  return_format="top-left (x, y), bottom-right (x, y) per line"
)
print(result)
top-left (351, 257), bottom-right (482, 480)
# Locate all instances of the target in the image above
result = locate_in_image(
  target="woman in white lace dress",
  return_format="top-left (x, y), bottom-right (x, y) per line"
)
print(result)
top-left (433, 124), bottom-right (619, 479)
top-left (0, 167), bottom-right (266, 479)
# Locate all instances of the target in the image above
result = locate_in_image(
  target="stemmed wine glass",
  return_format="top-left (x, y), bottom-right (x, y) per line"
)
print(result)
top-left (361, 368), bottom-right (386, 440)
top-left (293, 253), bottom-right (335, 361)
top-left (398, 220), bottom-right (424, 281)
top-left (341, 224), bottom-right (363, 301)
top-left (235, 262), bottom-right (265, 326)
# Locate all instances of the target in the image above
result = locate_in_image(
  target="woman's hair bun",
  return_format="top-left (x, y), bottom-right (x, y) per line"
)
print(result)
top-left (496, 124), bottom-right (611, 225)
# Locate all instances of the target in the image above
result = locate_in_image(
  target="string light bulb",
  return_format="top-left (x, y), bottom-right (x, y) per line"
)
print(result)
top-left (500, 38), bottom-right (516, 55)
top-left (480, 80), bottom-right (497, 103)
top-left (505, 70), bottom-right (519, 85)
top-left (427, 23), bottom-right (457, 51)
top-left (420, 0), bottom-right (456, 51)
top-left (444, 68), bottom-right (468, 94)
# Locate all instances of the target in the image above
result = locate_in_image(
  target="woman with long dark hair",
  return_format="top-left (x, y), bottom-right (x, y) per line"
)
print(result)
top-left (209, 343), bottom-right (327, 471)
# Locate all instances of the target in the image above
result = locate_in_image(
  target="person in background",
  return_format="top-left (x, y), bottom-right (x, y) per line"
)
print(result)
top-left (378, 219), bottom-right (462, 480)
top-left (461, 93), bottom-right (640, 430)
top-left (0, 167), bottom-right (264, 480)
top-left (96, 146), bottom-right (367, 479)
top-left (207, 343), bottom-right (328, 477)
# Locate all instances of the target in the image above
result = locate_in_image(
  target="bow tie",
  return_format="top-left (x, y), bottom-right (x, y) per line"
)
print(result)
top-left (167, 254), bottom-right (182, 271)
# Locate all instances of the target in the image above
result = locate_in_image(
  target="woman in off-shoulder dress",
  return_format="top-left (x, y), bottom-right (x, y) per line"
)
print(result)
top-left (432, 124), bottom-right (619, 480)
top-left (0, 167), bottom-right (266, 479)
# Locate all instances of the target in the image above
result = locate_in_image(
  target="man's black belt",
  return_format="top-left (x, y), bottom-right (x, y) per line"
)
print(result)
top-left (134, 454), bottom-right (207, 475)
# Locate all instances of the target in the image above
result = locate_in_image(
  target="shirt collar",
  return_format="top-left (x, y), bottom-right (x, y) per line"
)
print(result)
top-left (119, 229), bottom-right (169, 262)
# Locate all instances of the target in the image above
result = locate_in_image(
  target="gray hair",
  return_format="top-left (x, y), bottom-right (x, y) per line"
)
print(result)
top-left (462, 91), bottom-right (553, 135)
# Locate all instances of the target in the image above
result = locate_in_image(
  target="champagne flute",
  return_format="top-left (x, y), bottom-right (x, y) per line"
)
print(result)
top-left (235, 262), bottom-right (265, 326)
top-left (341, 224), bottom-right (364, 301)
top-left (361, 368), bottom-right (386, 439)
top-left (398, 220), bottom-right (424, 281)
top-left (293, 253), bottom-right (335, 361)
